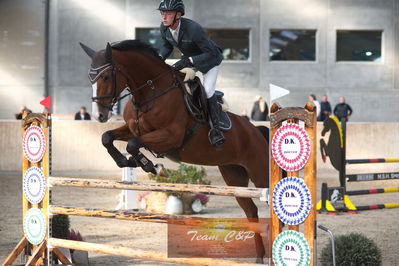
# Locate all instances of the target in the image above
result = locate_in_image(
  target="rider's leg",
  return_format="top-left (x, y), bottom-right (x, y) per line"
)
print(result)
top-left (203, 65), bottom-right (225, 148)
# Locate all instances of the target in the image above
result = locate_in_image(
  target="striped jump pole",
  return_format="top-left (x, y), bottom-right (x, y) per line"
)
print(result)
top-left (346, 187), bottom-right (399, 196)
top-left (346, 158), bottom-right (399, 164)
top-left (355, 203), bottom-right (399, 211)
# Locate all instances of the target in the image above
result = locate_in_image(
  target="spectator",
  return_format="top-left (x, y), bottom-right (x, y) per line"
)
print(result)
top-left (308, 94), bottom-right (321, 120)
top-left (241, 108), bottom-right (250, 120)
top-left (319, 95), bottom-right (332, 121)
top-left (15, 106), bottom-right (32, 119)
top-left (334, 96), bottom-right (353, 121)
top-left (251, 96), bottom-right (269, 121)
top-left (74, 106), bottom-right (91, 120)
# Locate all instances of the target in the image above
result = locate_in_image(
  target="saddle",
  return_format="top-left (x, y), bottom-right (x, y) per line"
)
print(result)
top-left (183, 77), bottom-right (232, 131)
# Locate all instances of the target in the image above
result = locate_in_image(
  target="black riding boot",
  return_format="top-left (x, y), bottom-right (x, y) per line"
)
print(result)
top-left (207, 95), bottom-right (225, 148)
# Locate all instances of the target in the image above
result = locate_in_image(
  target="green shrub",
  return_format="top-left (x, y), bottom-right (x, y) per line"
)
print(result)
top-left (149, 163), bottom-right (210, 185)
top-left (148, 163), bottom-right (210, 200)
top-left (52, 214), bottom-right (70, 239)
top-left (320, 232), bottom-right (381, 266)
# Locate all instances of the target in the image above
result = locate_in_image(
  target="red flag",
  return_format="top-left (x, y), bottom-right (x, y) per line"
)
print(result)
top-left (40, 96), bottom-right (51, 110)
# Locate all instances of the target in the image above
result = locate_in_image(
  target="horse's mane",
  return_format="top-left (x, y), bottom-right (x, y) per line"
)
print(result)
top-left (111, 40), bottom-right (162, 61)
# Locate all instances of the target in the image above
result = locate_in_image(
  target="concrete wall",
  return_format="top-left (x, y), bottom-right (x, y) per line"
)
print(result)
top-left (0, 0), bottom-right (46, 119)
top-left (1, 121), bottom-right (399, 178)
top-left (1, 0), bottom-right (398, 121)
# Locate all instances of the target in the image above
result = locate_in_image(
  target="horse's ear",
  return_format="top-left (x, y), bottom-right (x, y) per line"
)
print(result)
top-left (80, 42), bottom-right (96, 58)
top-left (105, 42), bottom-right (113, 63)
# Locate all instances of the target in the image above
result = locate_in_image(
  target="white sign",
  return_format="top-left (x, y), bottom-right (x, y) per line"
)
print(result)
top-left (23, 126), bottom-right (46, 163)
top-left (272, 123), bottom-right (310, 172)
top-left (270, 83), bottom-right (290, 102)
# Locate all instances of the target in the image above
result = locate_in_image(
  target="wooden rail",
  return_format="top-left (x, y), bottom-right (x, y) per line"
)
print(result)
top-left (49, 206), bottom-right (266, 233)
top-left (49, 177), bottom-right (268, 199)
top-left (48, 238), bottom-right (259, 266)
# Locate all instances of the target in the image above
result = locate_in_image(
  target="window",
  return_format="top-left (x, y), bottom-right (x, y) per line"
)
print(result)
top-left (135, 28), bottom-right (250, 61)
top-left (269, 29), bottom-right (316, 61)
top-left (135, 28), bottom-right (180, 59)
top-left (336, 30), bottom-right (382, 62)
top-left (205, 29), bottom-right (250, 61)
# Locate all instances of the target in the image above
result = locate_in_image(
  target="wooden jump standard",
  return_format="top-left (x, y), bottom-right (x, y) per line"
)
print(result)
top-left (5, 103), bottom-right (317, 265)
top-left (3, 112), bottom-right (262, 265)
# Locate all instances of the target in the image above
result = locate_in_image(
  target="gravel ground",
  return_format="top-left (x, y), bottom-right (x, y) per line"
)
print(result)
top-left (1, 165), bottom-right (398, 265)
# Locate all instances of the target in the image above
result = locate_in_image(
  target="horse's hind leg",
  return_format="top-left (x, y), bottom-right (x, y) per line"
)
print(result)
top-left (218, 164), bottom-right (265, 264)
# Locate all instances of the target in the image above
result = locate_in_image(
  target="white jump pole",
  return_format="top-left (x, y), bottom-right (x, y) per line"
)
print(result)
top-left (115, 153), bottom-right (138, 210)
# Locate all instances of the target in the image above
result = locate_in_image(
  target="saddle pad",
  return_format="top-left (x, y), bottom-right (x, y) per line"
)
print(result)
top-left (183, 94), bottom-right (232, 131)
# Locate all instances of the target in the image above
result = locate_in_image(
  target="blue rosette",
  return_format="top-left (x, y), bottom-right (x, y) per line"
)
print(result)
top-left (272, 177), bottom-right (311, 225)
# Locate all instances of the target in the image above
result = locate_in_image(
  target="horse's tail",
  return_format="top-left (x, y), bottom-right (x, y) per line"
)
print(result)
top-left (256, 125), bottom-right (269, 144)
top-left (256, 125), bottom-right (287, 177)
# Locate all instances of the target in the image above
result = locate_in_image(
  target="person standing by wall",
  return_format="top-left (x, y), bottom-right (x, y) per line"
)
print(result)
top-left (74, 106), bottom-right (91, 120)
top-left (334, 96), bottom-right (353, 121)
top-left (308, 94), bottom-right (321, 120)
top-left (319, 95), bottom-right (332, 121)
top-left (251, 96), bottom-right (268, 121)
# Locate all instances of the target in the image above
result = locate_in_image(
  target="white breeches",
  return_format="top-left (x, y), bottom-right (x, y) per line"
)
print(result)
top-left (203, 65), bottom-right (219, 99)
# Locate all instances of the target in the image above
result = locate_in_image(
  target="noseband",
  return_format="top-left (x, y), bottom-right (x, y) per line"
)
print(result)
top-left (88, 62), bottom-right (179, 112)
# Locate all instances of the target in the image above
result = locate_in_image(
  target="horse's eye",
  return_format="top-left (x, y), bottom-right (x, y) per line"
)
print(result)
top-left (103, 75), bottom-right (110, 82)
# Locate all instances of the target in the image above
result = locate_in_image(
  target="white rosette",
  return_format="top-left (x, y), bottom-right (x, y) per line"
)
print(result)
top-left (271, 123), bottom-right (310, 172)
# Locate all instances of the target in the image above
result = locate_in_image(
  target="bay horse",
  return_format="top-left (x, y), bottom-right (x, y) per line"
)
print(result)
top-left (80, 40), bottom-right (269, 263)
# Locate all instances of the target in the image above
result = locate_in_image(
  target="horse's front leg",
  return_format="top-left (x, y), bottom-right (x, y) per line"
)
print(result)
top-left (126, 127), bottom-right (184, 174)
top-left (102, 124), bottom-right (137, 168)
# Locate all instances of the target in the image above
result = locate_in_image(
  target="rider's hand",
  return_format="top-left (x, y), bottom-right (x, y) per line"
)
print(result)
top-left (173, 57), bottom-right (193, 71)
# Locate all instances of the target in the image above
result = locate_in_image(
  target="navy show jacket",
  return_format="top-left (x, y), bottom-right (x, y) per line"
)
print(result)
top-left (159, 17), bottom-right (223, 73)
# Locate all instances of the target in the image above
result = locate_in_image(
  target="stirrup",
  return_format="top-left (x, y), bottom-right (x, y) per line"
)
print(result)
top-left (208, 128), bottom-right (225, 149)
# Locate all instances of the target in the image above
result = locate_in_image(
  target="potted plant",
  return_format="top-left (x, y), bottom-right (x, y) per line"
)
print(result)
top-left (139, 163), bottom-right (210, 214)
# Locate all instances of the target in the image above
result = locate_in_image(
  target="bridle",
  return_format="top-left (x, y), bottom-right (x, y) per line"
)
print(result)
top-left (88, 61), bottom-right (180, 112)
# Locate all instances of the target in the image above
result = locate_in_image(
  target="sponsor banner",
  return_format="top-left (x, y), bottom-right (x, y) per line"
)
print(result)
top-left (347, 172), bottom-right (399, 182)
top-left (168, 218), bottom-right (270, 258)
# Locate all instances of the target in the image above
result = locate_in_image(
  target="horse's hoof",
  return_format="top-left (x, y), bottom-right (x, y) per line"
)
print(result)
top-left (255, 257), bottom-right (264, 264)
top-left (116, 158), bottom-right (129, 168)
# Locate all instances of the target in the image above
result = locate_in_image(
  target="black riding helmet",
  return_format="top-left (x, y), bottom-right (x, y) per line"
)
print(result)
top-left (157, 0), bottom-right (185, 16)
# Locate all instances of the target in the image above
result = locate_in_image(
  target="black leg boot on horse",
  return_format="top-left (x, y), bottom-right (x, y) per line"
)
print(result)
top-left (126, 138), bottom-right (158, 175)
top-left (207, 94), bottom-right (225, 149)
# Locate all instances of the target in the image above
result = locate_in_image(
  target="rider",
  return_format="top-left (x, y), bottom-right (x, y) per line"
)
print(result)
top-left (157, 0), bottom-right (225, 148)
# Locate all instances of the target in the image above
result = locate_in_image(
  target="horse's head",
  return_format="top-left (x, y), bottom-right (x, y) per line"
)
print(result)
top-left (321, 117), bottom-right (332, 136)
top-left (80, 42), bottom-right (125, 122)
